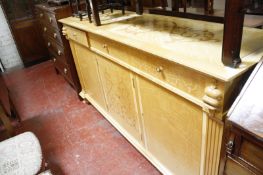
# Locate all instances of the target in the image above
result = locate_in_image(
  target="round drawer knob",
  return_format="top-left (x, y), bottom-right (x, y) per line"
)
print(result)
top-left (40, 13), bottom-right (43, 18)
top-left (44, 27), bottom-right (47, 32)
top-left (64, 68), bottom-right (68, 74)
top-left (156, 66), bottom-right (164, 72)
top-left (53, 58), bottom-right (56, 62)
top-left (47, 42), bottom-right (51, 47)
top-left (53, 33), bottom-right (57, 38)
top-left (49, 17), bottom-right (52, 23)
top-left (57, 50), bottom-right (62, 56)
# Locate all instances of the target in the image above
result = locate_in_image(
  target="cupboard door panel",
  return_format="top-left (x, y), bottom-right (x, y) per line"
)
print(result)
top-left (137, 76), bottom-right (203, 175)
top-left (97, 56), bottom-right (142, 142)
top-left (73, 43), bottom-right (106, 109)
top-left (69, 42), bottom-right (85, 91)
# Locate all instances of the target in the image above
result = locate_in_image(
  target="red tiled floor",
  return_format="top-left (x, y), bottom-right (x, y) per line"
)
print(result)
top-left (4, 61), bottom-right (161, 175)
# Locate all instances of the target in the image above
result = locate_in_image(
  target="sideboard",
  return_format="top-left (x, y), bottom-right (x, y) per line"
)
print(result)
top-left (59, 11), bottom-right (263, 175)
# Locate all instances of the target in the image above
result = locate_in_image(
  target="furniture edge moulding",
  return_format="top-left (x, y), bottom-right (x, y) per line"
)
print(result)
top-left (62, 27), bottom-right (69, 40)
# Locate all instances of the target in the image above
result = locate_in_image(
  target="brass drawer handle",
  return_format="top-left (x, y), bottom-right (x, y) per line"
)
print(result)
top-left (44, 27), bottom-right (47, 32)
top-left (64, 68), bottom-right (68, 74)
top-left (57, 50), bottom-right (62, 56)
top-left (53, 33), bottom-right (57, 38)
top-left (47, 42), bottom-right (51, 47)
top-left (156, 66), bottom-right (164, 72)
top-left (53, 58), bottom-right (56, 62)
top-left (102, 44), bottom-right (108, 49)
top-left (40, 13), bottom-right (43, 18)
top-left (49, 17), bottom-right (52, 23)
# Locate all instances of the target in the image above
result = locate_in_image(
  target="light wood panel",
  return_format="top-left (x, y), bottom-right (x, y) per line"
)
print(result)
top-left (89, 32), bottom-right (217, 101)
top-left (97, 55), bottom-right (143, 143)
top-left (137, 75), bottom-right (203, 175)
top-left (66, 26), bottom-right (89, 47)
top-left (72, 43), bottom-right (106, 109)
top-left (60, 13), bottom-right (262, 174)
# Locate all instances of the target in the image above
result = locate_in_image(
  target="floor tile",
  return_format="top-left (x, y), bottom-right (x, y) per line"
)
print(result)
top-left (4, 61), bottom-right (160, 175)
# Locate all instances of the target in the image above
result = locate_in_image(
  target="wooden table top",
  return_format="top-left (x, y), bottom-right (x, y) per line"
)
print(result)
top-left (59, 11), bottom-right (263, 82)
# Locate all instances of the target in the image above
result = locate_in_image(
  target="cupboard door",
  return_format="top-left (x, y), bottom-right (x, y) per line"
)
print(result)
top-left (97, 55), bottom-right (142, 143)
top-left (137, 76), bottom-right (203, 175)
top-left (71, 43), bottom-right (106, 109)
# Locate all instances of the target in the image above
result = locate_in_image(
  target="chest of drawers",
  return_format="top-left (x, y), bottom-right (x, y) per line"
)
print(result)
top-left (35, 3), bottom-right (80, 93)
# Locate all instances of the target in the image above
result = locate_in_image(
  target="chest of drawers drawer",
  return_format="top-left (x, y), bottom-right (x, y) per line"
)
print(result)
top-left (44, 13), bottom-right (58, 28)
top-left (42, 25), bottom-right (62, 45)
top-left (53, 57), bottom-right (72, 83)
top-left (37, 11), bottom-right (57, 27)
top-left (45, 36), bottom-right (66, 62)
top-left (89, 32), bottom-right (215, 100)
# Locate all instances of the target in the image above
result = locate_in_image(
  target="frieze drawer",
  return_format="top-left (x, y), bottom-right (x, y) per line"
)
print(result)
top-left (89, 32), bottom-right (217, 100)
top-left (64, 26), bottom-right (89, 47)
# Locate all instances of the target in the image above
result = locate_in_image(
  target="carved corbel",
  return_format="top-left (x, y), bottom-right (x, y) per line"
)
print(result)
top-left (203, 86), bottom-right (222, 108)
top-left (202, 85), bottom-right (224, 123)
top-left (62, 27), bottom-right (69, 40)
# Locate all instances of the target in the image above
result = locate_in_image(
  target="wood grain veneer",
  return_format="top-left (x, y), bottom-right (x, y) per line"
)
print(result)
top-left (60, 11), bottom-right (263, 175)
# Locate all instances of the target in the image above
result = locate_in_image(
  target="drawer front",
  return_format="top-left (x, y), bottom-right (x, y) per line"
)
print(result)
top-left (53, 57), bottom-right (72, 83)
top-left (44, 36), bottom-right (66, 62)
top-left (42, 25), bottom-right (63, 45)
top-left (65, 26), bottom-right (89, 47)
top-left (44, 13), bottom-right (58, 28)
top-left (37, 9), bottom-right (59, 28)
top-left (36, 9), bottom-right (46, 23)
top-left (240, 140), bottom-right (263, 171)
top-left (89, 33), bottom-right (217, 100)
top-left (225, 158), bottom-right (254, 175)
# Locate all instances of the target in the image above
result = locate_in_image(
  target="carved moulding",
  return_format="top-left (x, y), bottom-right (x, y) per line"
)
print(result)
top-left (62, 27), bottom-right (69, 39)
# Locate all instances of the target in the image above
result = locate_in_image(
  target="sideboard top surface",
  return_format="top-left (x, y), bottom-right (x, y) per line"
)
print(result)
top-left (59, 11), bottom-right (263, 82)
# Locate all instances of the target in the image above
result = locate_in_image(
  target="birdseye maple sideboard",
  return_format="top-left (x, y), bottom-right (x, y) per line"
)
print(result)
top-left (59, 12), bottom-right (263, 175)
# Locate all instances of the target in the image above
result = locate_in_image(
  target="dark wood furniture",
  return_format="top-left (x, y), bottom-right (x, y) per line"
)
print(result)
top-left (0, 73), bottom-right (18, 121)
top-left (225, 58), bottom-right (263, 175)
top-left (98, 0), bottom-right (125, 14)
top-left (0, 0), bottom-right (50, 67)
top-left (35, 3), bottom-right (81, 93)
top-left (80, 0), bottom-right (125, 26)
top-left (0, 73), bottom-right (18, 136)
